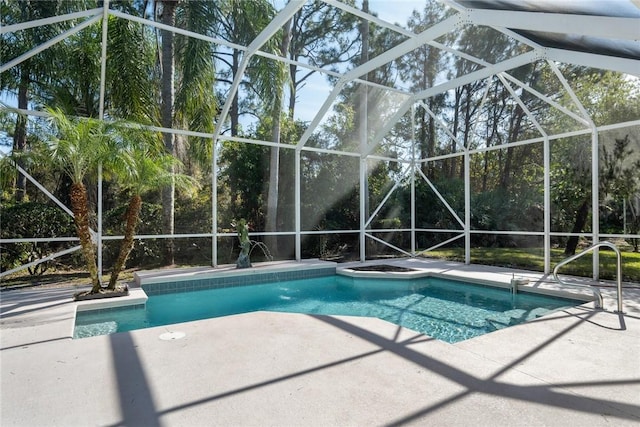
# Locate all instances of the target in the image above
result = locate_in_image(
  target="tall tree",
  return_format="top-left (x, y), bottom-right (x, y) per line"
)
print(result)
top-left (155, 0), bottom-right (217, 264)
top-left (552, 70), bottom-right (640, 255)
top-left (399, 1), bottom-right (452, 178)
top-left (159, 0), bottom-right (179, 265)
top-left (215, 0), bottom-right (279, 137)
top-left (44, 108), bottom-right (118, 293)
top-left (286, 0), bottom-right (359, 119)
top-left (1, 0), bottom-right (67, 201)
top-left (108, 140), bottom-right (195, 288)
top-left (264, 17), bottom-right (292, 256)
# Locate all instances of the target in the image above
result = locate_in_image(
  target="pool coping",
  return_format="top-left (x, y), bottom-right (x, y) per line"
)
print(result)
top-left (337, 264), bottom-right (596, 302)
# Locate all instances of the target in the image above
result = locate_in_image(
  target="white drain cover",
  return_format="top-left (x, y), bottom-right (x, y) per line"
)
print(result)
top-left (159, 331), bottom-right (186, 341)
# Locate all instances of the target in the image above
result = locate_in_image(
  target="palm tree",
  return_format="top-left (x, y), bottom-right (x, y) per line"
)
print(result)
top-left (44, 107), bottom-right (117, 293)
top-left (1, 0), bottom-right (72, 201)
top-left (108, 142), bottom-right (194, 289)
top-left (156, 0), bottom-right (218, 265)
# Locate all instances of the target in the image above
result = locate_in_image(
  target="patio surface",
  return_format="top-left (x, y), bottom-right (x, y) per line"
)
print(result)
top-left (1, 258), bottom-right (639, 426)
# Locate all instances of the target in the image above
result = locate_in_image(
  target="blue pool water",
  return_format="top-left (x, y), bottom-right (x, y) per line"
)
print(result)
top-left (74, 275), bottom-right (579, 343)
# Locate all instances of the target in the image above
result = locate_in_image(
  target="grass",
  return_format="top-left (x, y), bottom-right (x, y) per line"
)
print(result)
top-left (423, 247), bottom-right (640, 284)
top-left (0, 269), bottom-right (136, 290)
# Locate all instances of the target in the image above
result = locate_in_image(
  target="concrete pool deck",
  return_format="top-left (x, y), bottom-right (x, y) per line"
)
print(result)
top-left (1, 258), bottom-right (639, 426)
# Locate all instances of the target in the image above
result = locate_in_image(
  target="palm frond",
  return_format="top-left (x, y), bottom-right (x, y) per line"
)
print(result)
top-left (45, 107), bottom-right (114, 184)
top-left (107, 14), bottom-right (157, 123)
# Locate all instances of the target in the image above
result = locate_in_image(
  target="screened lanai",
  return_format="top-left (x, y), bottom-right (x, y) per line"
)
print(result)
top-left (1, 0), bottom-right (639, 283)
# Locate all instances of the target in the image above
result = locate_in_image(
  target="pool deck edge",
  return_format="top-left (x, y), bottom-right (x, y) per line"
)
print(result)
top-left (2, 259), bottom-right (639, 426)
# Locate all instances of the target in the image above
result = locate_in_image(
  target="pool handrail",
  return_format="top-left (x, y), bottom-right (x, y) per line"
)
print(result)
top-left (552, 241), bottom-right (623, 313)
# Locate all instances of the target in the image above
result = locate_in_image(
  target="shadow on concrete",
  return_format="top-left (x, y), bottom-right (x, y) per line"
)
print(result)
top-left (151, 324), bottom-right (437, 418)
top-left (566, 306), bottom-right (627, 330)
top-left (0, 336), bottom-right (70, 351)
top-left (0, 287), bottom-right (76, 318)
top-left (309, 314), bottom-right (640, 425)
top-left (103, 308), bottom-right (638, 424)
top-left (156, 347), bottom-right (387, 417)
top-left (107, 332), bottom-right (161, 427)
top-left (0, 299), bottom-right (72, 319)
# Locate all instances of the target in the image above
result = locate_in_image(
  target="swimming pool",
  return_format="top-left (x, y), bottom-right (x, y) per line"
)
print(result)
top-left (74, 275), bottom-right (580, 343)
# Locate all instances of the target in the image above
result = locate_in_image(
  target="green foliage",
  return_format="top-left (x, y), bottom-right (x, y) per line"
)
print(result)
top-left (106, 14), bottom-right (157, 123)
top-left (175, 183), bottom-right (212, 234)
top-left (218, 141), bottom-right (267, 229)
top-left (103, 202), bottom-right (163, 267)
top-left (0, 202), bottom-right (76, 274)
top-left (472, 187), bottom-right (543, 234)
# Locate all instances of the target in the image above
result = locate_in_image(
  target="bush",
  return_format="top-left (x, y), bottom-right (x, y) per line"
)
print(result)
top-left (0, 202), bottom-right (76, 275)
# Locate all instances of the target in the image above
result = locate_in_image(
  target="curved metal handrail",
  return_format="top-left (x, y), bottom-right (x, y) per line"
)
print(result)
top-left (553, 241), bottom-right (623, 313)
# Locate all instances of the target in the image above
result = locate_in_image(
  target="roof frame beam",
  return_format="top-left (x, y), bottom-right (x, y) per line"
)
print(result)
top-left (467, 9), bottom-right (640, 41)
top-left (414, 50), bottom-right (539, 100)
top-left (364, 49), bottom-right (540, 156)
top-left (213, 0), bottom-right (305, 142)
top-left (342, 13), bottom-right (461, 82)
top-left (546, 48), bottom-right (640, 77)
top-left (0, 8), bottom-right (102, 34)
top-left (1, 14), bottom-right (101, 73)
top-left (298, 13), bottom-right (462, 149)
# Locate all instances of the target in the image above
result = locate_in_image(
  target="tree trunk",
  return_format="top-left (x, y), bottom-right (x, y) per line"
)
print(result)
top-left (265, 17), bottom-right (293, 257)
top-left (160, 0), bottom-right (178, 265)
top-left (230, 49), bottom-right (240, 136)
top-left (70, 182), bottom-right (100, 292)
top-left (419, 106), bottom-right (428, 175)
top-left (564, 199), bottom-right (590, 256)
top-left (109, 194), bottom-right (142, 289)
top-left (13, 70), bottom-right (29, 202)
top-left (450, 87), bottom-right (461, 178)
top-left (500, 105), bottom-right (524, 190)
top-left (288, 62), bottom-right (297, 118)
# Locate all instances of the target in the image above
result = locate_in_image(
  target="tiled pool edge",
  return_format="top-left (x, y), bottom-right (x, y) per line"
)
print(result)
top-left (143, 266), bottom-right (336, 295)
top-left (136, 260), bottom-right (337, 295)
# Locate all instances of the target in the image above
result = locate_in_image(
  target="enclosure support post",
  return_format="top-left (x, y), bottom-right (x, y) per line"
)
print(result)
top-left (211, 139), bottom-right (218, 267)
top-left (411, 104), bottom-right (416, 257)
top-left (360, 157), bottom-right (367, 262)
top-left (591, 129), bottom-right (600, 279)
top-left (548, 61), bottom-right (599, 277)
top-left (464, 149), bottom-right (471, 264)
top-left (543, 135), bottom-right (551, 274)
top-left (295, 148), bottom-right (302, 261)
top-left (97, 0), bottom-right (110, 284)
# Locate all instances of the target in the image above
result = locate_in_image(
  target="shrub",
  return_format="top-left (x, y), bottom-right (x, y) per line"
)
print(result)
top-left (0, 202), bottom-right (76, 275)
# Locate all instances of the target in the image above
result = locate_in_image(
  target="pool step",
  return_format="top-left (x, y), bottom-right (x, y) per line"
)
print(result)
top-left (485, 307), bottom-right (552, 330)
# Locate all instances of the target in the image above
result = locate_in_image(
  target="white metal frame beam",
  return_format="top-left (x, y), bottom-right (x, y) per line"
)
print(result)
top-left (1, 15), bottom-right (102, 73)
top-left (0, 8), bottom-right (102, 34)
top-left (213, 0), bottom-right (305, 142)
top-left (365, 49), bottom-right (540, 158)
top-left (546, 49), bottom-right (640, 78)
top-left (297, 13), bottom-right (462, 149)
top-left (467, 10), bottom-right (640, 41)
